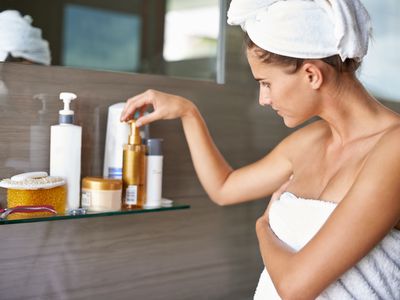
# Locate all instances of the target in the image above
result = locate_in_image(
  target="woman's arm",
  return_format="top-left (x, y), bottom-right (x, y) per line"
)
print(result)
top-left (255, 128), bottom-right (400, 300)
top-left (121, 89), bottom-right (293, 205)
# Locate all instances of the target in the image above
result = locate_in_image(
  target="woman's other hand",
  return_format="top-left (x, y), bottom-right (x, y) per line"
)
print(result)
top-left (258, 175), bottom-right (293, 226)
top-left (120, 89), bottom-right (195, 126)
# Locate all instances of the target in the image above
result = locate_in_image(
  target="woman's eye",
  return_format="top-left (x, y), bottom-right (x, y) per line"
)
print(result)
top-left (261, 82), bottom-right (270, 88)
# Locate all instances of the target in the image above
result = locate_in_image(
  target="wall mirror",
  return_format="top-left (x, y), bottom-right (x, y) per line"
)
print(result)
top-left (0, 0), bottom-right (226, 83)
top-left (358, 0), bottom-right (400, 102)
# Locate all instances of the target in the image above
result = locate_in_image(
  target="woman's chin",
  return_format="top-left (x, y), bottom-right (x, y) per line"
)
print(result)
top-left (282, 116), bottom-right (301, 128)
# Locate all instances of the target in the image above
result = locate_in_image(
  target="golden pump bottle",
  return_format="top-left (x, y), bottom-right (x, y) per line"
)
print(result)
top-left (122, 120), bottom-right (146, 208)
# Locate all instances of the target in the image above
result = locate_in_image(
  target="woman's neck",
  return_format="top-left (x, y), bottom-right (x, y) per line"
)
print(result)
top-left (318, 74), bottom-right (398, 146)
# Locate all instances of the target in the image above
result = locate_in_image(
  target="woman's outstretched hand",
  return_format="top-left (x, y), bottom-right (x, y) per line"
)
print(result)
top-left (120, 89), bottom-right (194, 126)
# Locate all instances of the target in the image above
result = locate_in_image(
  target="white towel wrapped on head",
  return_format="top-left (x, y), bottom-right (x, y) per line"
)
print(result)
top-left (254, 192), bottom-right (400, 300)
top-left (227, 0), bottom-right (372, 62)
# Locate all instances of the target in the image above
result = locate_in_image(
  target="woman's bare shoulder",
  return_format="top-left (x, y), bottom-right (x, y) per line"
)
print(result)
top-left (371, 123), bottom-right (400, 152)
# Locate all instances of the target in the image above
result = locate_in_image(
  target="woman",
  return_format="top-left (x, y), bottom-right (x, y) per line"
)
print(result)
top-left (121, 0), bottom-right (400, 299)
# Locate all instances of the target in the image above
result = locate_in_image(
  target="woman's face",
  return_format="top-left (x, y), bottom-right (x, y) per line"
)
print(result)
top-left (247, 48), bottom-right (320, 128)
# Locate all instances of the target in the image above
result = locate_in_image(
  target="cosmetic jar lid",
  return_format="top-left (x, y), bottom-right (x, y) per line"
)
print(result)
top-left (161, 199), bottom-right (173, 207)
top-left (0, 171), bottom-right (65, 190)
top-left (82, 177), bottom-right (122, 191)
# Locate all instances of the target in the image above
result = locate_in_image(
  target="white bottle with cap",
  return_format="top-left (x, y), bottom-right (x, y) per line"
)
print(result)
top-left (103, 103), bottom-right (130, 179)
top-left (50, 92), bottom-right (82, 211)
top-left (103, 104), bottom-right (150, 179)
top-left (144, 139), bottom-right (163, 208)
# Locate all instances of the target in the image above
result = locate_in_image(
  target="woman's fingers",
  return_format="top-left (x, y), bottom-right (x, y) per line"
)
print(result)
top-left (136, 111), bottom-right (160, 127)
top-left (139, 105), bottom-right (149, 119)
top-left (121, 91), bottom-right (153, 121)
top-left (121, 89), bottom-right (188, 125)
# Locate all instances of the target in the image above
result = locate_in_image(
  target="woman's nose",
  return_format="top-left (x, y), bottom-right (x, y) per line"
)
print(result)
top-left (259, 94), bottom-right (272, 106)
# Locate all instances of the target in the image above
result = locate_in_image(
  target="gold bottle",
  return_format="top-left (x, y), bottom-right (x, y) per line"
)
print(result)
top-left (122, 120), bottom-right (147, 208)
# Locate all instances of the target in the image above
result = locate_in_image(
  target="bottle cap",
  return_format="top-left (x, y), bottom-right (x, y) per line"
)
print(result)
top-left (161, 199), bottom-right (173, 207)
top-left (146, 139), bottom-right (163, 155)
top-left (82, 177), bottom-right (122, 191)
top-left (59, 92), bottom-right (77, 124)
top-left (127, 120), bottom-right (142, 145)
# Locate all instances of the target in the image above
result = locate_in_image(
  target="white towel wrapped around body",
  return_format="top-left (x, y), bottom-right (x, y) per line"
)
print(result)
top-left (254, 192), bottom-right (400, 300)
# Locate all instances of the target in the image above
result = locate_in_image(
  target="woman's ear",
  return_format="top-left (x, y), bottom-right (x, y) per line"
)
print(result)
top-left (302, 62), bottom-right (323, 90)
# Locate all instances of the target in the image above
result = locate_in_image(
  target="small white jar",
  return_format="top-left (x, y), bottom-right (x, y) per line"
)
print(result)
top-left (81, 177), bottom-right (122, 212)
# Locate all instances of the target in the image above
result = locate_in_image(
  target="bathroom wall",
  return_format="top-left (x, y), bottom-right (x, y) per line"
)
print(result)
top-left (0, 26), bottom-right (296, 299)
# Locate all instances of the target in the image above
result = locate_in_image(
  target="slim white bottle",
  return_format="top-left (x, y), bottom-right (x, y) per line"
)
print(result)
top-left (103, 103), bottom-right (130, 179)
top-left (50, 92), bottom-right (82, 211)
top-left (144, 139), bottom-right (163, 208)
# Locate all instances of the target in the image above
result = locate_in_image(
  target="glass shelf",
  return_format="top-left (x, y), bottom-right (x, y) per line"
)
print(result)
top-left (0, 201), bottom-right (190, 225)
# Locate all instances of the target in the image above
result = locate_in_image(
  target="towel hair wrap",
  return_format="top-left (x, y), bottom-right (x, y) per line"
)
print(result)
top-left (227, 0), bottom-right (372, 62)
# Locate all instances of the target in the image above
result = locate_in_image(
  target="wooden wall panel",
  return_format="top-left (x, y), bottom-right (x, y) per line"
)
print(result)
top-left (0, 196), bottom-right (266, 300)
top-left (0, 48), bottom-right (291, 299)
top-left (0, 58), bottom-right (292, 204)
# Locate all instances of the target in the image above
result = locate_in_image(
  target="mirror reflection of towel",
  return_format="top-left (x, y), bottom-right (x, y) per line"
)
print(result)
top-left (0, 10), bottom-right (51, 65)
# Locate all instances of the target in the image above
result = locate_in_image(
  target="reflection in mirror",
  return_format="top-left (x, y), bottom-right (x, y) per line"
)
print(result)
top-left (163, 0), bottom-right (220, 81)
top-left (0, 0), bottom-right (224, 82)
top-left (63, 4), bottom-right (142, 72)
top-left (0, 10), bottom-right (51, 65)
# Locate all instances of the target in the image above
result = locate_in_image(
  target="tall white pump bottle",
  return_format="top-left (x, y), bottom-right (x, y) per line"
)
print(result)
top-left (50, 92), bottom-right (82, 211)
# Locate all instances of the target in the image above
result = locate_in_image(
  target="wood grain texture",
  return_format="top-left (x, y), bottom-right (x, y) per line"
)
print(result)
top-left (0, 58), bottom-right (280, 299)
top-left (0, 196), bottom-right (266, 300)
top-left (0, 56), bottom-right (292, 205)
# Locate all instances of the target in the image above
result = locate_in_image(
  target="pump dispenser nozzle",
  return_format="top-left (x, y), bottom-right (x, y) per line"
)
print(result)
top-left (59, 92), bottom-right (77, 124)
top-left (33, 93), bottom-right (48, 124)
top-left (128, 120), bottom-right (141, 145)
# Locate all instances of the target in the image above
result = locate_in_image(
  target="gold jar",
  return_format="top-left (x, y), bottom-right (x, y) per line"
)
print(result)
top-left (0, 172), bottom-right (66, 219)
top-left (81, 177), bottom-right (122, 212)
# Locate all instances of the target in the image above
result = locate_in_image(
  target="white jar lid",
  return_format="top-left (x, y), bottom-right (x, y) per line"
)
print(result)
top-left (0, 172), bottom-right (65, 190)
